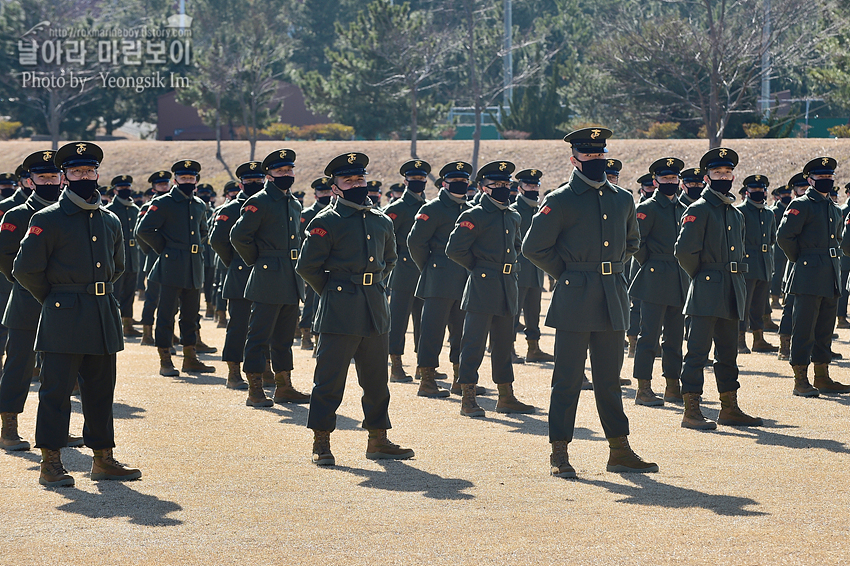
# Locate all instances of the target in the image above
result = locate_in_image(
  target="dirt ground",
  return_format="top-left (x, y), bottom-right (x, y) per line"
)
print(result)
top-left (1, 291), bottom-right (848, 566)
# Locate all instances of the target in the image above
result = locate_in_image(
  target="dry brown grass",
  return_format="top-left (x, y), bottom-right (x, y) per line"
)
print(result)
top-left (1, 291), bottom-right (849, 565)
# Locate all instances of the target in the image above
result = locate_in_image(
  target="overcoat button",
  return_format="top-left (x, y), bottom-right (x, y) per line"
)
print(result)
top-left (705, 276), bottom-right (710, 280)
top-left (650, 268), bottom-right (654, 272)
top-left (55, 302), bottom-right (60, 307)
top-left (337, 286), bottom-right (342, 291)
top-left (263, 265), bottom-right (268, 269)
top-left (481, 273), bottom-right (486, 278)
top-left (92, 236), bottom-right (97, 242)
top-left (564, 280), bottom-right (569, 285)
top-left (238, 265), bottom-right (243, 270)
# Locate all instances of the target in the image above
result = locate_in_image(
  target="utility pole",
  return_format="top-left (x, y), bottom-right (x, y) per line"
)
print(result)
top-left (503, 0), bottom-right (512, 108)
top-left (760, 0), bottom-right (771, 116)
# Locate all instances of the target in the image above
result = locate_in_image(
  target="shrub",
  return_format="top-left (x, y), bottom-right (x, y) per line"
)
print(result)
top-left (743, 123), bottom-right (770, 138)
top-left (828, 124), bottom-right (850, 138)
top-left (640, 121), bottom-right (680, 139)
top-left (501, 130), bottom-right (531, 140)
top-left (261, 123), bottom-right (296, 140)
top-left (0, 120), bottom-right (22, 140)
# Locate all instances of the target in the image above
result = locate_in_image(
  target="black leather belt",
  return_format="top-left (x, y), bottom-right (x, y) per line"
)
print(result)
top-left (649, 254), bottom-right (678, 262)
top-left (169, 243), bottom-right (200, 254)
top-left (563, 261), bottom-right (625, 275)
top-left (702, 262), bottom-right (749, 274)
top-left (329, 272), bottom-right (382, 286)
top-left (259, 249), bottom-right (299, 260)
top-left (746, 245), bottom-right (770, 254)
top-left (477, 260), bottom-right (516, 275)
top-left (128, 238), bottom-right (136, 247)
top-left (51, 282), bottom-right (114, 296)
top-left (801, 247), bottom-right (839, 258)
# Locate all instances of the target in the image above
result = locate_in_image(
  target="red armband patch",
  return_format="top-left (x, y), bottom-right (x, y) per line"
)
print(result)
top-left (541, 206), bottom-right (551, 215)
top-left (28, 226), bottom-right (43, 236)
top-left (387, 212), bottom-right (398, 220)
top-left (300, 217), bottom-right (306, 223)
top-left (216, 214), bottom-right (229, 223)
top-left (459, 221), bottom-right (475, 230)
top-left (149, 205), bottom-right (158, 212)
top-left (310, 227), bottom-right (327, 237)
top-left (244, 205), bottom-right (258, 213)
top-left (683, 215), bottom-right (697, 224)
top-left (787, 208), bottom-right (800, 216)
top-left (1, 223), bottom-right (16, 232)
top-left (636, 212), bottom-right (647, 220)
top-left (416, 213), bottom-right (429, 221)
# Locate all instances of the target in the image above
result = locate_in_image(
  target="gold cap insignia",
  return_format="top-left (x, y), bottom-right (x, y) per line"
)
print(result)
top-left (590, 129), bottom-right (601, 139)
top-left (718, 149), bottom-right (728, 158)
top-left (666, 158), bottom-right (674, 167)
top-left (823, 158), bottom-right (830, 166)
top-left (607, 160), bottom-right (614, 168)
top-left (43, 151), bottom-right (52, 161)
top-left (499, 162), bottom-right (507, 171)
top-left (414, 160), bottom-right (422, 169)
top-left (755, 175), bottom-right (761, 181)
top-left (76, 143), bottom-right (87, 155)
top-left (161, 171), bottom-right (167, 177)
top-left (347, 153), bottom-right (357, 164)
top-left (280, 150), bottom-right (287, 158)
top-left (249, 162), bottom-right (257, 170)
top-left (184, 160), bottom-right (192, 169)
top-left (531, 169), bottom-right (538, 176)
top-left (456, 162), bottom-right (464, 170)
top-left (694, 168), bottom-right (700, 174)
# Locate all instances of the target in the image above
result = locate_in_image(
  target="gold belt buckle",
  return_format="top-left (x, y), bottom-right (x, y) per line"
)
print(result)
top-left (730, 262), bottom-right (738, 273)
top-left (290, 249), bottom-right (299, 261)
top-left (94, 282), bottom-right (106, 296)
top-left (129, 239), bottom-right (136, 247)
top-left (191, 244), bottom-right (199, 254)
top-left (601, 261), bottom-right (613, 276)
top-left (830, 248), bottom-right (838, 258)
top-left (761, 244), bottom-right (768, 253)
top-left (502, 263), bottom-right (512, 275)
top-left (362, 273), bottom-right (373, 286)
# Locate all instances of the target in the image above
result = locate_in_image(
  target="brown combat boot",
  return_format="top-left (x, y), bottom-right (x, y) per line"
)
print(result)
top-left (1, 412), bottom-right (30, 451)
top-left (751, 329), bottom-right (778, 353)
top-left (417, 367), bottom-right (450, 398)
top-left (525, 339), bottom-right (554, 362)
top-left (762, 314), bottom-right (780, 332)
top-left (450, 364), bottom-right (485, 395)
top-left (635, 380), bottom-right (663, 406)
top-left (460, 383), bottom-right (485, 417)
top-left (312, 430), bottom-right (334, 466)
top-left (737, 331), bottom-right (751, 354)
top-left (90, 448), bottom-right (142, 481)
top-left (205, 302), bottom-right (215, 318)
top-left (813, 363), bottom-right (850, 394)
top-left (181, 345), bottom-right (215, 373)
top-left (140, 324), bottom-right (155, 346)
top-left (39, 448), bottom-right (74, 487)
top-left (273, 370), bottom-right (310, 404)
top-left (792, 364), bottom-right (819, 397)
top-left (837, 316), bottom-right (850, 330)
top-left (262, 359), bottom-right (275, 386)
top-left (717, 391), bottom-right (763, 426)
top-left (216, 310), bottom-right (227, 328)
top-left (606, 436), bottom-right (659, 473)
top-left (663, 378), bottom-right (683, 403)
top-left (778, 335), bottom-right (791, 360)
top-left (245, 373), bottom-right (273, 407)
top-left (365, 429), bottom-right (414, 460)
top-left (122, 317), bottom-right (142, 337)
top-left (225, 361), bottom-right (248, 390)
top-left (627, 335), bottom-right (637, 358)
top-left (157, 347), bottom-right (179, 377)
top-left (300, 328), bottom-right (314, 350)
top-left (495, 383), bottom-right (535, 414)
top-left (194, 330), bottom-right (217, 354)
top-left (390, 354), bottom-right (413, 383)
top-left (550, 441), bottom-right (576, 478)
top-left (681, 393), bottom-right (717, 430)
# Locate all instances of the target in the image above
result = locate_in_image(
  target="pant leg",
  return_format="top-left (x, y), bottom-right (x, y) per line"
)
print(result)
top-left (447, 300), bottom-right (464, 364)
top-left (810, 295), bottom-right (837, 364)
top-left (748, 280), bottom-right (769, 331)
top-left (387, 274), bottom-right (417, 356)
top-left (515, 287), bottom-right (529, 336)
top-left (307, 333), bottom-right (362, 432)
top-left (681, 315), bottom-right (717, 395)
top-left (35, 353), bottom-right (84, 450)
top-left (660, 306), bottom-right (685, 380)
top-left (488, 313), bottom-right (515, 385)
top-left (457, 311), bottom-right (494, 385)
top-left (244, 302), bottom-right (281, 373)
top-left (270, 304), bottom-right (299, 372)
top-left (299, 285), bottom-right (317, 329)
top-left (141, 278), bottom-right (160, 326)
top-left (155, 284), bottom-right (180, 348)
top-left (136, 269), bottom-right (146, 293)
top-left (203, 265), bottom-right (215, 304)
top-left (740, 278), bottom-right (757, 331)
top-left (0, 328), bottom-right (37, 413)
top-left (838, 268), bottom-right (850, 318)
top-left (549, 330), bottom-right (591, 442)
top-left (417, 297), bottom-right (453, 368)
top-left (353, 332), bottom-right (392, 430)
top-left (77, 353), bottom-right (117, 450)
top-left (177, 287), bottom-right (200, 346)
top-left (116, 272), bottom-right (136, 319)
top-left (779, 293), bottom-right (795, 335)
top-left (222, 298), bottom-right (252, 363)
top-left (633, 301), bottom-right (665, 382)
top-left (522, 287), bottom-right (542, 341)
top-left (411, 297), bottom-right (423, 354)
top-left (712, 317), bottom-right (741, 394)
top-left (589, 329), bottom-right (629, 439)
top-left (790, 294), bottom-right (820, 366)
top-left (628, 299), bottom-right (642, 336)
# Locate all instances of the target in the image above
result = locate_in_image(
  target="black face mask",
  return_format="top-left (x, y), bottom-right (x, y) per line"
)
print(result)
top-left (447, 181), bottom-right (468, 196)
top-left (341, 185), bottom-right (369, 206)
top-left (780, 195), bottom-right (792, 205)
top-left (21, 186), bottom-right (33, 196)
top-left (813, 179), bottom-right (835, 193)
top-left (116, 188), bottom-right (132, 200)
top-left (272, 176), bottom-right (294, 192)
top-left (709, 178), bottom-right (733, 193)
top-left (523, 190), bottom-right (539, 201)
top-left (177, 182), bottom-right (195, 196)
top-left (407, 180), bottom-right (426, 193)
top-left (489, 187), bottom-right (511, 203)
top-left (0, 187), bottom-right (14, 198)
top-left (67, 179), bottom-right (98, 200)
top-left (657, 183), bottom-right (679, 196)
top-left (241, 181), bottom-right (262, 196)
top-left (747, 190), bottom-right (766, 203)
top-left (34, 182), bottom-right (61, 202)
top-left (198, 193), bottom-right (211, 203)
top-left (317, 195), bottom-right (332, 206)
top-left (579, 158), bottom-right (607, 182)
top-left (686, 184), bottom-right (704, 199)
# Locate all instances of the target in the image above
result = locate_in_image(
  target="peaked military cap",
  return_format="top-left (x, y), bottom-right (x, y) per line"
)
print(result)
top-left (311, 177), bottom-right (332, 190)
top-left (845, 182), bottom-right (850, 194)
top-left (224, 180), bottom-right (240, 193)
top-left (400, 159), bottom-right (431, 177)
top-left (563, 127), bottom-right (612, 153)
top-left (262, 148), bottom-right (296, 172)
top-left (637, 173), bottom-right (654, 187)
top-left (803, 156), bottom-right (837, 177)
top-left (171, 159), bottom-right (201, 176)
top-left (477, 161), bottom-right (515, 182)
top-left (0, 173), bottom-right (15, 184)
top-left (144, 188), bottom-right (155, 197)
top-left (649, 157), bottom-right (684, 177)
top-left (325, 153), bottom-right (368, 177)
top-left (235, 161), bottom-right (264, 179)
top-left (515, 168), bottom-right (543, 184)
top-left (23, 150), bottom-right (60, 174)
top-left (55, 141), bottom-right (103, 169)
top-left (699, 147), bottom-right (738, 171)
top-left (510, 181), bottom-right (519, 191)
top-left (787, 172), bottom-right (808, 188)
top-left (390, 182), bottom-right (405, 193)
top-left (440, 161), bottom-right (473, 180)
top-left (742, 174), bottom-right (769, 189)
top-left (367, 180), bottom-right (383, 190)
top-left (771, 184), bottom-right (791, 196)
top-left (604, 159), bottom-right (622, 175)
top-left (15, 164), bottom-right (30, 181)
top-left (148, 170), bottom-right (171, 184)
top-left (293, 190), bottom-right (306, 200)
top-left (681, 167), bottom-right (704, 183)
top-left (111, 175), bottom-right (133, 187)
top-left (386, 189), bottom-right (394, 197)
top-left (196, 183), bottom-right (214, 193)
top-left (98, 185), bottom-right (109, 195)
top-left (434, 177), bottom-right (444, 188)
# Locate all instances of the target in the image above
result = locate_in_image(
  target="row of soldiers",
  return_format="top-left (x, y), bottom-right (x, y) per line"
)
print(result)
top-left (2, 127), bottom-right (849, 486)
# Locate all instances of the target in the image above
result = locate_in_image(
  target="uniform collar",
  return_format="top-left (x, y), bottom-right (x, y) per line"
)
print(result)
top-left (28, 193), bottom-right (55, 209)
top-left (702, 188), bottom-right (734, 207)
top-left (169, 186), bottom-right (191, 202)
top-left (651, 191), bottom-right (677, 208)
top-left (806, 187), bottom-right (829, 203)
top-left (745, 197), bottom-right (766, 209)
top-left (335, 195), bottom-right (372, 217)
top-left (61, 189), bottom-right (101, 214)
top-left (403, 190), bottom-right (425, 204)
top-left (265, 182), bottom-right (287, 201)
top-left (570, 169), bottom-right (614, 194)
top-left (439, 189), bottom-right (467, 206)
top-left (518, 194), bottom-right (538, 209)
top-left (115, 196), bottom-right (135, 207)
top-left (482, 194), bottom-right (508, 211)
